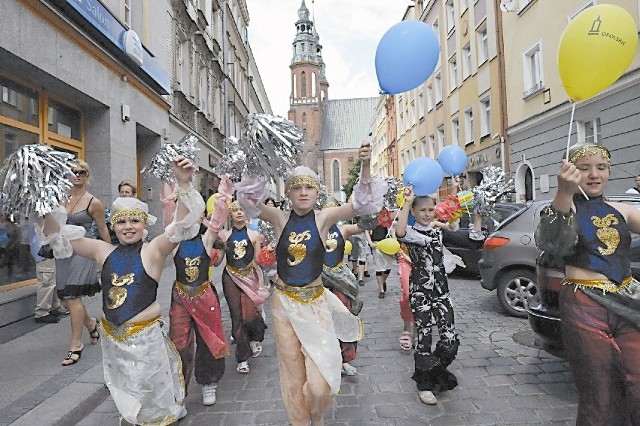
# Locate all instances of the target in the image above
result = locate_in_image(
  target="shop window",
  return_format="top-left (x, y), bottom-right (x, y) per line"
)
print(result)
top-left (48, 99), bottom-right (81, 140)
top-left (1, 76), bottom-right (39, 127)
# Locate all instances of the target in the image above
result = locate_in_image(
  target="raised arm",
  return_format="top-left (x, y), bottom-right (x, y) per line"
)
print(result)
top-left (88, 198), bottom-right (111, 242)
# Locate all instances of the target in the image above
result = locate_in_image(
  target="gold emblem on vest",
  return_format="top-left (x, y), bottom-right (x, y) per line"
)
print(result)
top-left (184, 256), bottom-right (201, 283)
top-left (326, 231), bottom-right (339, 253)
top-left (287, 230), bottom-right (311, 266)
top-left (107, 272), bottom-right (135, 310)
top-left (233, 239), bottom-right (248, 260)
top-left (592, 214), bottom-right (620, 256)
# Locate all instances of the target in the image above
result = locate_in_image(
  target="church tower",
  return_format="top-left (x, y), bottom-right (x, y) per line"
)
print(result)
top-left (288, 0), bottom-right (329, 175)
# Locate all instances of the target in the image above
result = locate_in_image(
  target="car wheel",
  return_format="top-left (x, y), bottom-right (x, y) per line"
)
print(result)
top-left (496, 269), bottom-right (537, 318)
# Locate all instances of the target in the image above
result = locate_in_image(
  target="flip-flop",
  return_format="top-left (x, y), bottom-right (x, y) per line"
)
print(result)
top-left (341, 365), bottom-right (358, 376)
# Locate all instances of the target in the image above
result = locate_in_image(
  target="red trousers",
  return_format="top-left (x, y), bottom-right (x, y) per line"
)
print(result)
top-left (561, 285), bottom-right (640, 425)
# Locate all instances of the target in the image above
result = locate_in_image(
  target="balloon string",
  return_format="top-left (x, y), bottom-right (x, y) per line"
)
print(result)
top-left (387, 207), bottom-right (403, 238)
top-left (565, 102), bottom-right (589, 200)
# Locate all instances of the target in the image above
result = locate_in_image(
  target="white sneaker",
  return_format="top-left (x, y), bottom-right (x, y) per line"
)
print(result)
top-left (469, 229), bottom-right (485, 241)
top-left (418, 390), bottom-right (438, 405)
top-left (250, 340), bottom-right (262, 357)
top-left (202, 384), bottom-right (217, 406)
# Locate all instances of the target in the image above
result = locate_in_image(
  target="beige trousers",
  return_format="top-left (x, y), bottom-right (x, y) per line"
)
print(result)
top-left (271, 294), bottom-right (332, 426)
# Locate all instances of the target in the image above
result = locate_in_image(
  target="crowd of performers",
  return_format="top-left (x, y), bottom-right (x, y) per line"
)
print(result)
top-left (22, 138), bottom-right (640, 425)
top-left (24, 144), bottom-right (467, 425)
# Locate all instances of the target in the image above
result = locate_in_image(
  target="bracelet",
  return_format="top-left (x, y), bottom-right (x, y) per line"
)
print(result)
top-left (176, 185), bottom-right (198, 203)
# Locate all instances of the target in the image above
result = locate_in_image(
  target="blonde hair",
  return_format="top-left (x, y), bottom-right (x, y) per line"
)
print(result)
top-left (118, 179), bottom-right (137, 196)
top-left (74, 160), bottom-right (92, 184)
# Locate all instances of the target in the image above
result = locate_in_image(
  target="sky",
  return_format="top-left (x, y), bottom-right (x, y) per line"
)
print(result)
top-left (245, 0), bottom-right (414, 116)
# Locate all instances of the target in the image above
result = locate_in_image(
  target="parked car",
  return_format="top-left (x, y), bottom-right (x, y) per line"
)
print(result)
top-left (442, 202), bottom-right (524, 275)
top-left (528, 195), bottom-right (640, 353)
top-left (478, 195), bottom-right (640, 322)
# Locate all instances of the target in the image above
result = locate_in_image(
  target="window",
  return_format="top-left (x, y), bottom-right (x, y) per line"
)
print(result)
top-left (1, 77), bottom-right (39, 126)
top-left (421, 137), bottom-right (428, 157)
top-left (462, 43), bottom-right (472, 79)
top-left (301, 71), bottom-right (307, 97)
top-left (292, 74), bottom-right (297, 98)
top-left (48, 99), bottom-right (81, 139)
top-left (429, 134), bottom-right (436, 157)
top-left (435, 73), bottom-right (443, 104)
top-left (302, 112), bottom-right (307, 130)
top-left (312, 72), bottom-right (317, 97)
top-left (523, 42), bottom-right (544, 97)
top-left (124, 0), bottom-right (131, 28)
top-left (480, 95), bottom-right (491, 136)
top-left (460, 0), bottom-right (469, 12)
top-left (438, 126), bottom-right (445, 149)
top-left (477, 26), bottom-right (489, 65)
top-left (449, 55), bottom-right (458, 91)
top-left (418, 90), bottom-right (425, 118)
top-left (198, 64), bottom-right (209, 115)
top-left (451, 117), bottom-right (460, 146)
top-left (408, 104), bottom-right (415, 127)
top-left (399, 112), bottom-right (404, 134)
top-left (427, 85), bottom-right (434, 111)
top-left (445, 0), bottom-right (455, 33)
top-left (464, 108), bottom-right (474, 145)
top-left (578, 118), bottom-right (601, 144)
top-left (412, 144), bottom-right (418, 160)
top-left (569, 1), bottom-right (594, 20)
top-left (332, 159), bottom-right (340, 193)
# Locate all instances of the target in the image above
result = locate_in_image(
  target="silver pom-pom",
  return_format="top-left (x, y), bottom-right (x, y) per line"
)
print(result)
top-left (243, 114), bottom-right (303, 180)
top-left (472, 166), bottom-right (515, 218)
top-left (213, 114), bottom-right (303, 181)
top-left (0, 144), bottom-right (75, 219)
top-left (213, 137), bottom-right (246, 181)
top-left (142, 134), bottom-right (199, 183)
top-left (383, 177), bottom-right (403, 210)
top-left (258, 220), bottom-right (276, 245)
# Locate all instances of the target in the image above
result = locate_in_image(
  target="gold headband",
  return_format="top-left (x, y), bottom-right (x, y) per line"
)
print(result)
top-left (569, 145), bottom-right (611, 166)
top-left (323, 201), bottom-right (340, 209)
top-left (111, 209), bottom-right (149, 224)
top-left (286, 175), bottom-right (320, 193)
top-left (229, 203), bottom-right (242, 212)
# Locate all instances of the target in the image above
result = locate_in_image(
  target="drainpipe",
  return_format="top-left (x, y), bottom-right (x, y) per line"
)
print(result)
top-left (495, 0), bottom-right (509, 175)
top-left (222, 0), bottom-right (229, 138)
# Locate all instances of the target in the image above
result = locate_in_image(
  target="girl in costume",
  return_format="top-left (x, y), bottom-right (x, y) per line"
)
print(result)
top-left (535, 142), bottom-right (640, 424)
top-left (320, 198), bottom-right (365, 377)
top-left (234, 143), bottom-right (384, 425)
top-left (395, 188), bottom-right (460, 406)
top-left (41, 156), bottom-right (204, 425)
top-left (219, 202), bottom-right (269, 374)
top-left (168, 182), bottom-right (231, 406)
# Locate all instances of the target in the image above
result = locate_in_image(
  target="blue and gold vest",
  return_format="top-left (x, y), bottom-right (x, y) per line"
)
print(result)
top-left (276, 210), bottom-right (324, 286)
top-left (324, 224), bottom-right (345, 268)
top-left (225, 226), bottom-right (254, 270)
top-left (174, 234), bottom-right (208, 287)
top-left (102, 240), bottom-right (158, 325)
top-left (565, 195), bottom-right (631, 284)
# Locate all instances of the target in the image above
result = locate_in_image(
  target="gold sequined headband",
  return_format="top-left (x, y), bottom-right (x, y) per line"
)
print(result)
top-left (569, 145), bottom-right (611, 166)
top-left (111, 209), bottom-right (149, 224)
top-left (286, 175), bottom-right (320, 193)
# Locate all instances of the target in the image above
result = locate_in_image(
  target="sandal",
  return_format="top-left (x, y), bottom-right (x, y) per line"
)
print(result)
top-left (88, 318), bottom-right (100, 345)
top-left (250, 341), bottom-right (262, 358)
top-left (236, 361), bottom-right (250, 374)
top-left (341, 364), bottom-right (358, 376)
top-left (399, 331), bottom-right (412, 351)
top-left (62, 345), bottom-right (84, 366)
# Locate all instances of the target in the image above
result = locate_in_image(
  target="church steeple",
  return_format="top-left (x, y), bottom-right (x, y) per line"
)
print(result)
top-left (288, 0), bottom-right (329, 174)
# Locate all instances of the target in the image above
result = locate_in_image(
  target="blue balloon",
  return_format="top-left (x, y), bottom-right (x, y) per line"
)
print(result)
top-left (375, 20), bottom-right (440, 95)
top-left (437, 145), bottom-right (468, 175)
top-left (402, 157), bottom-right (444, 196)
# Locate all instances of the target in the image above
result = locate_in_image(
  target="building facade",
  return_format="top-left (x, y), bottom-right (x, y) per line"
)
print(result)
top-left (501, 0), bottom-right (640, 201)
top-left (0, 0), bottom-right (271, 288)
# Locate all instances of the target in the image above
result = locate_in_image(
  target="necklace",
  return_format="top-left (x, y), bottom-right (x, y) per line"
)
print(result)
top-left (67, 190), bottom-right (87, 214)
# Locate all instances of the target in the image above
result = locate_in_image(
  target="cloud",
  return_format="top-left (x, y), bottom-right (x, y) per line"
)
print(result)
top-left (246, 0), bottom-right (412, 116)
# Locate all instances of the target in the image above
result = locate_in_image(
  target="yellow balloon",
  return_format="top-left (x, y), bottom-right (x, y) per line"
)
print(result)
top-left (558, 4), bottom-right (638, 101)
top-left (206, 194), bottom-right (216, 215)
top-left (344, 240), bottom-right (353, 255)
top-left (396, 192), bottom-right (405, 208)
top-left (377, 238), bottom-right (400, 256)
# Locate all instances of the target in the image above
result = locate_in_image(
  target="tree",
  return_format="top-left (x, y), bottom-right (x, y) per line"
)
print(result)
top-left (342, 159), bottom-right (362, 201)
